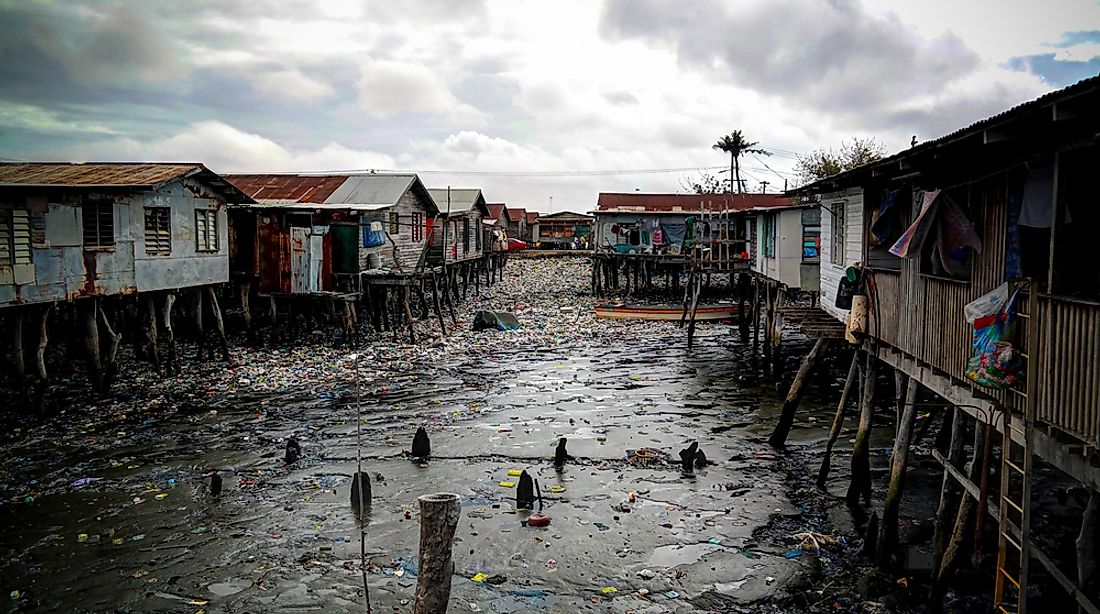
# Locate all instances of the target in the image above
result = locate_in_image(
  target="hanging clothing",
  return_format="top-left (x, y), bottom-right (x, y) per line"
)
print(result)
top-left (870, 190), bottom-right (900, 245)
top-left (1019, 163), bottom-right (1054, 228)
top-left (653, 227), bottom-right (664, 245)
top-left (890, 189), bottom-right (982, 268)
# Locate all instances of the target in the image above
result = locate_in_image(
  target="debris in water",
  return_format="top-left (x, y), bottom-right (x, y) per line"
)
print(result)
top-left (285, 438), bottom-right (301, 465)
top-left (411, 426), bottom-right (431, 459)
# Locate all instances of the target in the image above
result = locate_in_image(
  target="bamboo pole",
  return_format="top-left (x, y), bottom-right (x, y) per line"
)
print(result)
top-left (413, 493), bottom-right (461, 614)
top-left (769, 337), bottom-right (827, 447)
top-left (817, 351), bottom-right (860, 487)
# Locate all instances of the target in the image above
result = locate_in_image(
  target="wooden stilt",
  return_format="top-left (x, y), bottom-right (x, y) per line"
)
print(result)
top-left (938, 420), bottom-right (987, 585)
top-left (82, 299), bottom-right (103, 391)
top-left (194, 288), bottom-right (207, 356)
top-left (413, 493), bottom-right (461, 614)
top-left (32, 304), bottom-right (51, 406)
top-left (417, 279), bottom-right (430, 319)
top-left (818, 351), bottom-right (860, 487)
top-left (98, 298), bottom-right (122, 388)
top-left (443, 274), bottom-right (458, 327)
top-left (431, 274), bottom-right (447, 336)
top-left (8, 308), bottom-right (25, 383)
top-left (143, 294), bottom-right (159, 370)
top-left (207, 286), bottom-right (229, 361)
top-left (239, 279), bottom-right (252, 341)
top-left (686, 271), bottom-right (702, 349)
top-left (769, 337), bottom-right (827, 448)
top-left (1078, 490), bottom-right (1100, 601)
top-left (846, 350), bottom-right (877, 506)
top-left (932, 409), bottom-right (968, 611)
top-left (403, 286), bottom-right (417, 344)
top-left (163, 292), bottom-right (178, 373)
top-left (877, 379), bottom-right (921, 566)
top-left (752, 279), bottom-right (761, 352)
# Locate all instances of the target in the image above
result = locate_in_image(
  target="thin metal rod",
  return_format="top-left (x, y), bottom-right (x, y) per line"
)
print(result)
top-left (356, 357), bottom-right (371, 613)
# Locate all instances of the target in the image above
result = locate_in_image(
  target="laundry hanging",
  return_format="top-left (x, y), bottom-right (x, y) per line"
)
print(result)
top-left (889, 189), bottom-right (982, 274)
top-left (869, 190), bottom-right (900, 245)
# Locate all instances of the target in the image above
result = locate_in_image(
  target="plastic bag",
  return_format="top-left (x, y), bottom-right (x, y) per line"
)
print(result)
top-left (964, 282), bottom-right (1009, 323)
top-left (965, 286), bottom-right (1022, 389)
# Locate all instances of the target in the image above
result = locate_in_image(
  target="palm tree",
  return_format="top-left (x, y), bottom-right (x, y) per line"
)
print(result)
top-left (713, 131), bottom-right (770, 194)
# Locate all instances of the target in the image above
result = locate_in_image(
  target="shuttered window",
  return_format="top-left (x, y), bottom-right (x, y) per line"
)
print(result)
top-left (82, 200), bottom-right (115, 248)
top-left (195, 209), bottom-right (219, 252)
top-left (144, 207), bottom-right (171, 255)
top-left (1, 209), bottom-right (34, 265)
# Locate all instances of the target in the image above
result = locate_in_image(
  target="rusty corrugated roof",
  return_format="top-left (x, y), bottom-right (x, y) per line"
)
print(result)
top-left (485, 203), bottom-right (507, 221)
top-left (525, 212), bottom-right (539, 224)
top-left (225, 174), bottom-right (349, 203)
top-left (0, 162), bottom-right (204, 187)
top-left (506, 207), bottom-right (527, 222)
top-left (596, 192), bottom-right (791, 212)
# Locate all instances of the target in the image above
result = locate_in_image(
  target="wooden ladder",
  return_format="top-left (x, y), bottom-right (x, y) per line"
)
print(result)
top-left (995, 280), bottom-right (1039, 614)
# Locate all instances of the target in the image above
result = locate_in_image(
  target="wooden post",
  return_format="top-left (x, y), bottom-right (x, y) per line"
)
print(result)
top-left (877, 379), bottom-right (920, 566)
top-left (686, 272), bottom-right (702, 349)
top-left (143, 294), bottom-right (160, 370)
top-left (443, 275), bottom-right (458, 327)
top-left (8, 308), bottom-right (25, 383)
top-left (417, 279), bottom-right (430, 319)
top-left (194, 287), bottom-right (206, 356)
top-left (752, 279), bottom-right (761, 352)
top-left (929, 408), bottom-right (968, 612)
top-left (98, 298), bottom-right (122, 389)
top-left (206, 287), bottom-right (229, 361)
top-left (82, 299), bottom-right (102, 392)
top-left (818, 351), bottom-right (860, 487)
top-left (431, 274), bottom-right (447, 336)
top-left (1078, 490), bottom-right (1100, 602)
top-left (413, 493), bottom-right (461, 614)
top-left (32, 304), bottom-right (51, 406)
top-left (937, 418), bottom-right (987, 585)
top-left (402, 286), bottom-right (416, 344)
top-left (239, 279), bottom-right (252, 344)
top-left (163, 292), bottom-right (178, 373)
top-left (846, 350), bottom-right (877, 506)
top-left (769, 337), bottom-right (827, 448)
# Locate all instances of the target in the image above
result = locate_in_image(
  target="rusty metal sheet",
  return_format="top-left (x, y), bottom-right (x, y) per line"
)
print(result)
top-left (225, 175), bottom-right (349, 204)
top-left (0, 162), bottom-right (200, 187)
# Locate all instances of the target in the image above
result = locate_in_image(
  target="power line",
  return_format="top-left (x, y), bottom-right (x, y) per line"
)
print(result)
top-left (751, 153), bottom-right (793, 182)
top-left (294, 165), bottom-right (728, 178)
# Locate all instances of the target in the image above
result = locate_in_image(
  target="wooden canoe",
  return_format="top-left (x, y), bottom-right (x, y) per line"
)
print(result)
top-left (594, 303), bottom-right (740, 321)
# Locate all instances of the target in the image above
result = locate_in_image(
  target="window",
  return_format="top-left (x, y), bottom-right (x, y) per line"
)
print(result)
top-left (412, 213), bottom-right (423, 241)
top-left (463, 218), bottom-right (471, 252)
top-left (389, 212), bottom-right (400, 236)
top-left (195, 209), bottom-right (219, 252)
top-left (802, 225), bottom-right (821, 260)
top-left (0, 209), bottom-right (32, 266)
top-left (82, 199), bottom-right (115, 248)
top-left (830, 201), bottom-right (846, 265)
top-left (144, 207), bottom-right (171, 255)
top-left (762, 214), bottom-right (776, 258)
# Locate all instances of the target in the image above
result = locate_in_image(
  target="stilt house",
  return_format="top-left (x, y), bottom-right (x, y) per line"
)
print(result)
top-left (746, 201), bottom-right (821, 292)
top-left (427, 188), bottom-right (490, 264)
top-left (795, 75), bottom-right (1100, 612)
top-left (534, 211), bottom-right (593, 249)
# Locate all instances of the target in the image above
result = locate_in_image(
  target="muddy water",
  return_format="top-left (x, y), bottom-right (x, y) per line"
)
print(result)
top-left (1, 259), bottom-right (855, 613)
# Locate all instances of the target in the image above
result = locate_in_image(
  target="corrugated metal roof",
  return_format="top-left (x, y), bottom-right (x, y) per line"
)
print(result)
top-left (328, 174), bottom-right (419, 207)
top-left (485, 203), bottom-right (507, 221)
top-left (794, 73), bottom-right (1100, 193)
top-left (525, 212), bottom-right (539, 224)
top-left (0, 162), bottom-right (255, 202)
top-left (225, 174), bottom-right (348, 203)
top-left (539, 210), bottom-right (593, 220)
top-left (596, 192), bottom-right (791, 212)
top-left (428, 188), bottom-right (486, 214)
top-left (0, 162), bottom-right (203, 187)
top-left (506, 207), bottom-right (527, 222)
top-left (248, 200), bottom-right (392, 212)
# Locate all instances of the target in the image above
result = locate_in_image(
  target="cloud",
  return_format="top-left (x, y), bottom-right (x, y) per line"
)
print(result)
top-left (357, 59), bottom-right (486, 125)
top-left (597, 0), bottom-right (1047, 138)
top-left (254, 69), bottom-right (335, 103)
top-left (61, 120), bottom-right (395, 173)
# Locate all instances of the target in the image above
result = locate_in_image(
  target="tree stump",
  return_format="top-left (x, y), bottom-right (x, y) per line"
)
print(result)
top-left (413, 493), bottom-right (461, 614)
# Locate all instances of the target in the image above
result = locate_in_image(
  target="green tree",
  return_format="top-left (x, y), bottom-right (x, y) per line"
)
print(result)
top-left (795, 137), bottom-right (887, 184)
top-left (713, 130), bottom-right (769, 194)
top-left (680, 171), bottom-right (724, 194)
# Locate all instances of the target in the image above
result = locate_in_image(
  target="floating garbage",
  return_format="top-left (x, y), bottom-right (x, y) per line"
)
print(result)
top-left (472, 311), bottom-right (521, 331)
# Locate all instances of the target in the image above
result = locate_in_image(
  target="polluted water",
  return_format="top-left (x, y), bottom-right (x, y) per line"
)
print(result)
top-left (1, 256), bottom-right (859, 613)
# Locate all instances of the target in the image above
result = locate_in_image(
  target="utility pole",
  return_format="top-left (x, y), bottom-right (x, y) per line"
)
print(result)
top-left (760, 181), bottom-right (770, 194)
top-left (549, 195), bottom-right (553, 214)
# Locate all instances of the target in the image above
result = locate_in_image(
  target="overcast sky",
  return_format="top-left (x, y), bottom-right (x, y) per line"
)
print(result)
top-left (1, 1), bottom-right (1098, 211)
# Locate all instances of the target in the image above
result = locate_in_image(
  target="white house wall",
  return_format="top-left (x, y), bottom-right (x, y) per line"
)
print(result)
top-left (819, 188), bottom-right (864, 323)
top-left (752, 209), bottom-right (805, 289)
top-left (134, 178), bottom-right (229, 292)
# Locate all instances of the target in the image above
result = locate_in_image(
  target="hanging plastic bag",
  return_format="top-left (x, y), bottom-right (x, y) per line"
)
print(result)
top-left (964, 285), bottom-right (1022, 389)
